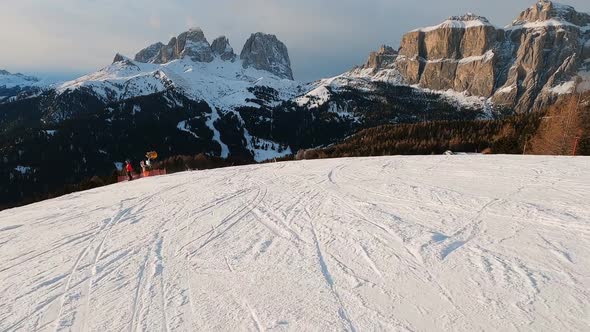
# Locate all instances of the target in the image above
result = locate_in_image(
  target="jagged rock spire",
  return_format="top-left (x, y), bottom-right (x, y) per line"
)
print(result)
top-left (211, 36), bottom-right (236, 61)
top-left (240, 33), bottom-right (294, 80)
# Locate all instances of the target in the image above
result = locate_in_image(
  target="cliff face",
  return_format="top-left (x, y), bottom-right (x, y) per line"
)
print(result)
top-left (392, 2), bottom-right (590, 113)
top-left (396, 14), bottom-right (501, 97)
top-left (240, 33), bottom-right (294, 80)
top-left (134, 28), bottom-right (214, 64)
top-left (492, 1), bottom-right (590, 112)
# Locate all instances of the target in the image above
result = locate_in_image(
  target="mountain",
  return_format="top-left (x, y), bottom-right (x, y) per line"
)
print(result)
top-left (0, 70), bottom-right (43, 102)
top-left (1, 155), bottom-right (589, 331)
top-left (54, 30), bottom-right (299, 123)
top-left (1, 1), bottom-right (590, 208)
top-left (301, 1), bottom-right (590, 114)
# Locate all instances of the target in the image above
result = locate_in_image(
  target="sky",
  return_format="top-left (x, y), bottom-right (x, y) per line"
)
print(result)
top-left (1, 0), bottom-right (589, 82)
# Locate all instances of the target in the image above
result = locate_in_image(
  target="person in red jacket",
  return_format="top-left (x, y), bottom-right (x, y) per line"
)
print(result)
top-left (125, 160), bottom-right (134, 181)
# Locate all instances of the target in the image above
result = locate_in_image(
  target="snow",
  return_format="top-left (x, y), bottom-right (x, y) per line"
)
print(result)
top-left (508, 18), bottom-right (590, 31)
top-left (295, 85), bottom-right (331, 107)
top-left (1, 155), bottom-right (589, 331)
top-left (296, 62), bottom-right (492, 113)
top-left (496, 84), bottom-right (516, 94)
top-left (412, 17), bottom-right (493, 33)
top-left (0, 71), bottom-right (40, 89)
top-left (245, 135), bottom-right (292, 162)
top-left (13, 166), bottom-right (31, 174)
top-left (176, 120), bottom-right (200, 139)
top-left (228, 110), bottom-right (291, 162)
top-left (459, 50), bottom-right (495, 64)
top-left (549, 80), bottom-right (576, 95)
top-left (44, 130), bottom-right (57, 136)
top-left (327, 103), bottom-right (360, 122)
top-left (57, 57), bottom-right (301, 113)
top-left (295, 66), bottom-right (405, 108)
top-left (204, 103), bottom-right (229, 158)
top-left (411, 85), bottom-right (493, 113)
top-left (424, 50), bottom-right (495, 65)
top-left (56, 61), bottom-right (169, 102)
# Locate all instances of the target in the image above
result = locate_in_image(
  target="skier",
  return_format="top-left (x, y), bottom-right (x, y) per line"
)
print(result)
top-left (125, 160), bottom-right (134, 181)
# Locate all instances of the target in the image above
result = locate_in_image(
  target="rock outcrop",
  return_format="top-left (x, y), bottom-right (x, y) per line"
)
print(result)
top-left (366, 45), bottom-right (398, 70)
top-left (134, 28), bottom-right (214, 64)
top-left (176, 28), bottom-right (215, 63)
top-left (211, 36), bottom-right (236, 61)
top-left (390, 1), bottom-right (590, 112)
top-left (240, 33), bottom-right (294, 80)
top-left (493, 1), bottom-right (590, 111)
top-left (513, 0), bottom-right (590, 26)
top-left (396, 14), bottom-right (502, 97)
top-left (134, 42), bottom-right (164, 63)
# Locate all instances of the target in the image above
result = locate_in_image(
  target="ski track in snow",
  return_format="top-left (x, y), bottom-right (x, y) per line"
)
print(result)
top-left (0, 155), bottom-right (589, 331)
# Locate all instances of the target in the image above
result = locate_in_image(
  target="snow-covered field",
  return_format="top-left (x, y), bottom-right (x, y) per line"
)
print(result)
top-left (1, 156), bottom-right (589, 331)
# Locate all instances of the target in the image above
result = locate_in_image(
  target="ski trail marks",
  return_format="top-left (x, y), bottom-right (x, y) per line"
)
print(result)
top-left (245, 301), bottom-right (264, 332)
top-left (358, 245), bottom-right (383, 278)
top-left (81, 207), bottom-right (132, 331)
top-left (309, 213), bottom-right (356, 332)
top-left (53, 205), bottom-right (131, 332)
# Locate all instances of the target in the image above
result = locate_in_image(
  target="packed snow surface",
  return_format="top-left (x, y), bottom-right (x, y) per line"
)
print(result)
top-left (1, 155), bottom-right (589, 331)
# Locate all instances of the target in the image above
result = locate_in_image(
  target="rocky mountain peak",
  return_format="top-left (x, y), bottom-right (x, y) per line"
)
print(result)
top-left (448, 13), bottom-right (491, 24)
top-left (393, 1), bottom-right (590, 113)
top-left (211, 36), bottom-right (236, 61)
top-left (0, 70), bottom-right (38, 82)
top-left (240, 33), bottom-right (293, 80)
top-left (512, 1), bottom-right (590, 27)
top-left (134, 27), bottom-right (214, 64)
top-left (134, 42), bottom-right (164, 63)
top-left (176, 28), bottom-right (214, 63)
top-left (113, 53), bottom-right (129, 63)
top-left (365, 45), bottom-right (398, 69)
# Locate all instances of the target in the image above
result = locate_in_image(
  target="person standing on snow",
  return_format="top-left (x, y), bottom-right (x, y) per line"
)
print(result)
top-left (125, 160), bottom-right (134, 181)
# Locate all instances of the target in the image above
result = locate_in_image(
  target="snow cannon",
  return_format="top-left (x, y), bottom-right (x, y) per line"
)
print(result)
top-left (146, 151), bottom-right (158, 160)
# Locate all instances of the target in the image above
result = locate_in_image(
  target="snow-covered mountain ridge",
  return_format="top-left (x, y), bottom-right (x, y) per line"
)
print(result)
top-left (1, 155), bottom-right (588, 331)
top-left (57, 29), bottom-right (301, 112)
top-left (298, 1), bottom-right (590, 113)
top-left (57, 55), bottom-right (301, 113)
top-left (0, 70), bottom-right (39, 88)
top-left (0, 70), bottom-right (45, 102)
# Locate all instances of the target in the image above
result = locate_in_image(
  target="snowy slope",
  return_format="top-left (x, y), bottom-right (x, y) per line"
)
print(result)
top-left (0, 70), bottom-right (47, 101)
top-left (1, 155), bottom-right (589, 331)
top-left (0, 70), bottom-right (40, 89)
top-left (295, 67), bottom-right (492, 113)
top-left (57, 57), bottom-right (302, 111)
